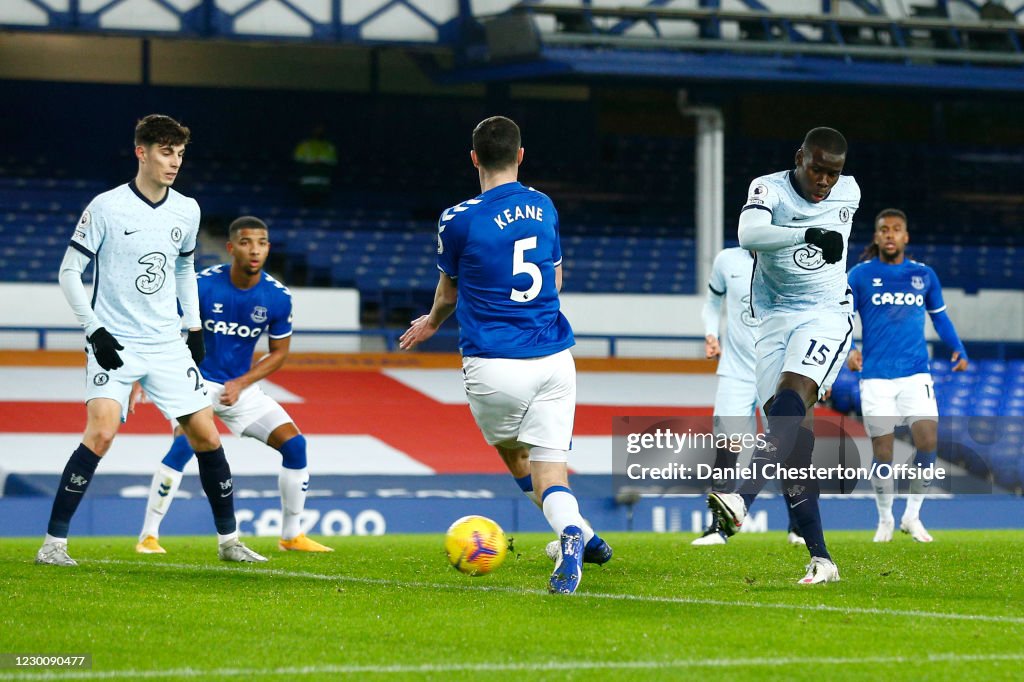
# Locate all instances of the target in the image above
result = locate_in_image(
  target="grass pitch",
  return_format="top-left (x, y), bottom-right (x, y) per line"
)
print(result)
top-left (2, 531), bottom-right (1023, 681)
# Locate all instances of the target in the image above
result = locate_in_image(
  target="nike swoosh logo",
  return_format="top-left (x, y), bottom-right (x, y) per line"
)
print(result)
top-left (64, 487), bottom-right (84, 494)
top-left (789, 499), bottom-right (807, 509)
top-left (220, 491), bottom-right (232, 497)
top-left (124, 229), bottom-right (140, 235)
top-left (801, 359), bottom-right (823, 366)
top-left (791, 216), bottom-right (810, 222)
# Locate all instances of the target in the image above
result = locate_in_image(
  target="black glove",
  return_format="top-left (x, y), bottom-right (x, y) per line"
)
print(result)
top-left (805, 228), bottom-right (844, 265)
top-left (187, 329), bottom-right (205, 366)
top-left (87, 327), bottom-right (124, 371)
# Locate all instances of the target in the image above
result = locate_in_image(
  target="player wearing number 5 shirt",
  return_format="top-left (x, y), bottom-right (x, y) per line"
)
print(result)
top-left (399, 116), bottom-right (610, 595)
top-left (36, 114), bottom-right (263, 567)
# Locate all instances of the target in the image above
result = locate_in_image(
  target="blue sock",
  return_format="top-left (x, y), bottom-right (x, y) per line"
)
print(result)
top-left (278, 434), bottom-right (307, 470)
top-left (161, 434), bottom-right (194, 472)
top-left (514, 474), bottom-right (533, 493)
top-left (913, 450), bottom-right (937, 469)
top-left (47, 444), bottom-right (101, 538)
top-left (910, 449), bottom-right (937, 495)
top-left (195, 446), bottom-right (236, 535)
top-left (741, 389), bottom-right (806, 508)
top-left (783, 428), bottom-right (831, 560)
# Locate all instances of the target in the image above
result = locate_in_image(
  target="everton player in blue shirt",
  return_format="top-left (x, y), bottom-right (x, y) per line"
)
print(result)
top-left (847, 208), bottom-right (967, 543)
top-left (399, 116), bottom-right (610, 594)
top-left (136, 216), bottom-right (332, 554)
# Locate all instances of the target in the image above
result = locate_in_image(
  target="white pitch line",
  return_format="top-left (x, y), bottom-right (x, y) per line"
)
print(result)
top-left (85, 559), bottom-right (1024, 625)
top-left (2, 653), bottom-right (1024, 680)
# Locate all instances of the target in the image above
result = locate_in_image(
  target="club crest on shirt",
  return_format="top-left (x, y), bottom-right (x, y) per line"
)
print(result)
top-left (839, 207), bottom-right (851, 222)
top-left (911, 275), bottom-right (925, 290)
top-left (793, 245), bottom-right (826, 271)
top-left (171, 226), bottom-right (183, 243)
top-left (251, 306), bottom-right (268, 324)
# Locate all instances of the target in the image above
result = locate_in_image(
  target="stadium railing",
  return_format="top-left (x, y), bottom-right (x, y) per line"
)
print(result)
top-left (496, 2), bottom-right (1024, 66)
top-left (2, 326), bottom-right (1022, 359)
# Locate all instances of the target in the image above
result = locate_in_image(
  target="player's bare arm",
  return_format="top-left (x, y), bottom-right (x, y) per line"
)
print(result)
top-left (399, 273), bottom-right (457, 350)
top-left (221, 335), bottom-right (291, 406)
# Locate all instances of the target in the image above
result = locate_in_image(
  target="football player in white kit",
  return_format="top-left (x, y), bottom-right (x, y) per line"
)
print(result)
top-left (707, 128), bottom-right (858, 584)
top-left (692, 247), bottom-right (805, 547)
top-left (36, 115), bottom-right (266, 566)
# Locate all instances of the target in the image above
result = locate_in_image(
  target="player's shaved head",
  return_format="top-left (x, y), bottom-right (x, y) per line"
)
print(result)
top-left (229, 216), bottom-right (269, 239)
top-left (472, 116), bottom-right (521, 170)
top-left (801, 127), bottom-right (847, 157)
top-left (134, 114), bottom-right (191, 148)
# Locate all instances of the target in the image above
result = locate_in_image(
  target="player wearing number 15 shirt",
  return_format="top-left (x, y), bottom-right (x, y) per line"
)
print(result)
top-left (400, 116), bottom-right (610, 595)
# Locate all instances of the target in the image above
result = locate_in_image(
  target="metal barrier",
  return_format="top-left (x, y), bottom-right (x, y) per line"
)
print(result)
top-left (1, 326), bottom-right (1021, 359)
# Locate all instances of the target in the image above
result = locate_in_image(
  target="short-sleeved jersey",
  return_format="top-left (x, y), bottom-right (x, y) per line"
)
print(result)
top-left (743, 170), bottom-right (860, 318)
top-left (707, 248), bottom-right (758, 379)
top-left (848, 258), bottom-right (946, 380)
top-left (436, 181), bottom-right (574, 359)
top-left (70, 181), bottom-right (200, 347)
top-left (196, 265), bottom-right (293, 384)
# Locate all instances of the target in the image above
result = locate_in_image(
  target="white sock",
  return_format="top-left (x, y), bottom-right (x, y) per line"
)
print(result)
top-left (140, 465), bottom-right (183, 541)
top-left (279, 467), bottom-right (309, 541)
top-left (541, 490), bottom-right (586, 538)
top-left (872, 472), bottom-right (894, 523)
top-left (44, 533), bottom-right (66, 546)
top-left (904, 493), bottom-right (924, 520)
top-left (526, 490), bottom-right (595, 543)
top-left (217, 531), bottom-right (239, 545)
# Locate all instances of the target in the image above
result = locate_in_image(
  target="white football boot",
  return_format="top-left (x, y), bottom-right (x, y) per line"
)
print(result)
top-left (798, 557), bottom-right (840, 585)
top-left (36, 541), bottom-right (78, 566)
top-left (900, 517), bottom-right (934, 543)
top-left (873, 518), bottom-right (895, 543)
top-left (707, 492), bottom-right (746, 536)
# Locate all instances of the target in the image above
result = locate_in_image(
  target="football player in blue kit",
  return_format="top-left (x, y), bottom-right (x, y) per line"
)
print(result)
top-left (38, 115), bottom-right (264, 566)
top-left (847, 208), bottom-right (968, 543)
top-left (136, 216), bottom-right (332, 554)
top-left (706, 127), bottom-right (859, 584)
top-left (399, 116), bottom-right (611, 595)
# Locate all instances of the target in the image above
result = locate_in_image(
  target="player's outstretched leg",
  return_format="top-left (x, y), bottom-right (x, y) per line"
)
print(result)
top-left (36, 443), bottom-right (103, 567)
top-left (138, 433), bottom-right (193, 554)
top-left (275, 434), bottom-right (332, 552)
top-left (194, 444), bottom-right (267, 563)
top-left (708, 389), bottom-right (806, 535)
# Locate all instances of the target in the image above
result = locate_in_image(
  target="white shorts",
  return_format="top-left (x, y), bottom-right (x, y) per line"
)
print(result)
top-left (170, 381), bottom-right (293, 442)
top-left (755, 310), bottom-right (854, 404)
top-left (86, 341), bottom-right (210, 421)
top-left (713, 374), bottom-right (760, 438)
top-left (462, 349), bottom-right (575, 454)
top-left (860, 374), bottom-right (939, 438)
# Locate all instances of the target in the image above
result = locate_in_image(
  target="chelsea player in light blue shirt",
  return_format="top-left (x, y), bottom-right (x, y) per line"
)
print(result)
top-left (136, 216), bottom-right (332, 555)
top-left (847, 208), bottom-right (968, 543)
top-left (400, 116), bottom-right (610, 595)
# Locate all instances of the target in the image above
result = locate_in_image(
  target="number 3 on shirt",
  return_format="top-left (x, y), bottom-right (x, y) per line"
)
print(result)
top-left (511, 237), bottom-right (542, 302)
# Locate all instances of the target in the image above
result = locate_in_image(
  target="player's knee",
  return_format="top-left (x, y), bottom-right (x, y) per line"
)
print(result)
top-left (84, 429), bottom-right (117, 455)
top-left (278, 434), bottom-right (307, 470)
